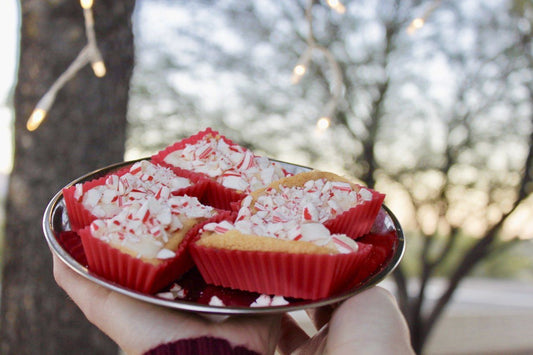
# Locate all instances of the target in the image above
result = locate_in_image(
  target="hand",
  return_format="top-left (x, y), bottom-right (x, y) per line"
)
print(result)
top-left (279, 287), bottom-right (414, 355)
top-left (52, 255), bottom-right (281, 355)
top-left (54, 254), bottom-right (413, 355)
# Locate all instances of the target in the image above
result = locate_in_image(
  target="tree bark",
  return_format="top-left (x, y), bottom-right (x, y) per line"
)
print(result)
top-left (0, 0), bottom-right (135, 353)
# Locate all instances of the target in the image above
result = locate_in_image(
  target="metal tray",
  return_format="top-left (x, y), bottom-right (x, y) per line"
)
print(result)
top-left (43, 159), bottom-right (404, 315)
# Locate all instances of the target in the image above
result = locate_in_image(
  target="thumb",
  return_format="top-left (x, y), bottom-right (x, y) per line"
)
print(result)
top-left (326, 286), bottom-right (414, 355)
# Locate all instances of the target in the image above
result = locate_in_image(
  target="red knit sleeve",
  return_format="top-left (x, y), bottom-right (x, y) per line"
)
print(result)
top-left (143, 336), bottom-right (261, 355)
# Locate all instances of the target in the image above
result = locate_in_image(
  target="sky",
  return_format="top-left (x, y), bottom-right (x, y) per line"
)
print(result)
top-left (0, 0), bottom-right (18, 175)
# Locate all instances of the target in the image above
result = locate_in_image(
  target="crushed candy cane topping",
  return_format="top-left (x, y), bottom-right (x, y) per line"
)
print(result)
top-left (250, 294), bottom-right (289, 307)
top-left (76, 160), bottom-right (192, 219)
top-left (208, 295), bottom-right (225, 307)
top-left (163, 133), bottom-right (286, 193)
top-left (204, 178), bottom-right (367, 254)
top-left (89, 194), bottom-right (215, 259)
top-left (156, 283), bottom-right (187, 300)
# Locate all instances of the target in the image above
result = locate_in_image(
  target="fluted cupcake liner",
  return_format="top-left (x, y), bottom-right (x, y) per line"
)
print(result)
top-left (344, 230), bottom-right (398, 289)
top-left (63, 161), bottom-right (208, 231)
top-left (324, 188), bottom-right (385, 240)
top-left (63, 171), bottom-right (127, 231)
top-left (188, 194), bottom-right (388, 299)
top-left (190, 240), bottom-right (374, 300)
top-left (200, 179), bottom-right (247, 211)
top-left (151, 128), bottom-right (289, 211)
top-left (78, 222), bottom-right (200, 294)
top-left (57, 231), bottom-right (88, 267)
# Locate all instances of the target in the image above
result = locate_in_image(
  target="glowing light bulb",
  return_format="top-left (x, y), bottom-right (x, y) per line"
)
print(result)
top-left (407, 18), bottom-right (425, 34)
top-left (91, 60), bottom-right (106, 77)
top-left (327, 0), bottom-right (346, 14)
top-left (80, 0), bottom-right (93, 10)
top-left (291, 64), bottom-right (307, 84)
top-left (294, 64), bottom-right (306, 76)
top-left (316, 117), bottom-right (331, 131)
top-left (27, 108), bottom-right (47, 131)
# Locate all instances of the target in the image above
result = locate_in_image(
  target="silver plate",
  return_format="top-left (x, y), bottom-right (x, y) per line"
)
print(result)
top-left (43, 159), bottom-right (405, 315)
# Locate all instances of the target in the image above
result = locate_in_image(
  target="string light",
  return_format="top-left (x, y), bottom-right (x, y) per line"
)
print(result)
top-left (326, 0), bottom-right (346, 14)
top-left (26, 109), bottom-right (46, 132)
top-left (407, 0), bottom-right (442, 35)
top-left (292, 0), bottom-right (345, 132)
top-left (26, 46), bottom-right (91, 131)
top-left (80, 0), bottom-right (93, 9)
top-left (316, 117), bottom-right (331, 131)
top-left (82, 0), bottom-right (106, 77)
top-left (293, 64), bottom-right (307, 78)
top-left (407, 18), bottom-right (425, 34)
top-left (315, 94), bottom-right (339, 130)
top-left (291, 48), bottom-right (312, 84)
top-left (91, 60), bottom-right (106, 77)
top-left (26, 0), bottom-right (105, 131)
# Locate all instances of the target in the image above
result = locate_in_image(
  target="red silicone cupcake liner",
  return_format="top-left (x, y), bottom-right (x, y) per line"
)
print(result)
top-left (324, 188), bottom-right (385, 240)
top-left (345, 230), bottom-right (398, 288)
top-left (188, 199), bottom-right (389, 299)
top-left (58, 231), bottom-right (88, 266)
top-left (151, 162), bottom-right (243, 211)
top-left (78, 223), bottom-right (199, 294)
top-left (63, 174), bottom-right (118, 231)
top-left (199, 180), bottom-right (246, 211)
top-left (361, 230), bottom-right (397, 261)
top-left (183, 210), bottom-right (237, 241)
top-left (190, 231), bottom-right (374, 300)
top-left (152, 129), bottom-right (292, 207)
top-left (63, 162), bottom-right (205, 231)
top-left (143, 162), bottom-right (211, 199)
top-left (152, 161), bottom-right (207, 188)
top-left (63, 163), bottom-right (136, 231)
top-left (151, 128), bottom-right (249, 210)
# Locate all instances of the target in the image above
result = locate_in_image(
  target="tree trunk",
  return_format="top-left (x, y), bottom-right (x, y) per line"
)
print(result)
top-left (0, 0), bottom-right (135, 353)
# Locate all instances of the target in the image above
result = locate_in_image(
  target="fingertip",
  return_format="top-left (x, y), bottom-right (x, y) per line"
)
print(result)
top-left (341, 286), bottom-right (399, 313)
top-left (326, 286), bottom-right (414, 355)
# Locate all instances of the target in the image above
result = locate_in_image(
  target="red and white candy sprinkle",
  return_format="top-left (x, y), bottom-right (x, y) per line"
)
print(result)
top-left (207, 178), bottom-right (364, 254)
top-left (89, 192), bottom-right (215, 260)
top-left (163, 133), bottom-right (286, 193)
top-left (208, 295), bottom-right (225, 307)
top-left (250, 294), bottom-right (289, 307)
top-left (78, 161), bottom-right (192, 220)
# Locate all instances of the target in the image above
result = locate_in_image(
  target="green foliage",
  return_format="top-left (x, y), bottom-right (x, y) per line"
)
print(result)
top-left (400, 231), bottom-right (533, 280)
top-left (474, 241), bottom-right (533, 280)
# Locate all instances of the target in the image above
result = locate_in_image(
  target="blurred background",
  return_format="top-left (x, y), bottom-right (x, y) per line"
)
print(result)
top-left (1, 0), bottom-right (532, 354)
